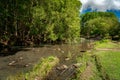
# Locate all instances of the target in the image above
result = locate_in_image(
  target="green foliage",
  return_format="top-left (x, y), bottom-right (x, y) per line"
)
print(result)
top-left (35, 0), bottom-right (81, 43)
top-left (81, 12), bottom-right (119, 39)
top-left (0, 0), bottom-right (81, 45)
top-left (81, 12), bottom-right (116, 23)
top-left (110, 23), bottom-right (120, 40)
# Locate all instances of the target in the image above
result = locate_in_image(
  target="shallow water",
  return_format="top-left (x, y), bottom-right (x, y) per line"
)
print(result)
top-left (0, 42), bottom-right (91, 80)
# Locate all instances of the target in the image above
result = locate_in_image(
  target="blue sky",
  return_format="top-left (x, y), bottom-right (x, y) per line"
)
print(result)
top-left (80, 0), bottom-right (120, 21)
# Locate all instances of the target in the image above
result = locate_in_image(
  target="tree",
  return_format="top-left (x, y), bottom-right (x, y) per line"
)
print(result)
top-left (81, 12), bottom-right (119, 39)
top-left (31, 0), bottom-right (81, 43)
top-left (0, 0), bottom-right (82, 46)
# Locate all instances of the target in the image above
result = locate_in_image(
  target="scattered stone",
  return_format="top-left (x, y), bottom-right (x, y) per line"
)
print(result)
top-left (56, 65), bottom-right (68, 70)
top-left (8, 61), bottom-right (16, 66)
top-left (56, 67), bottom-right (61, 70)
top-left (65, 57), bottom-right (70, 61)
top-left (57, 48), bottom-right (61, 51)
top-left (73, 63), bottom-right (82, 68)
top-left (62, 65), bottom-right (68, 69)
top-left (19, 57), bottom-right (23, 60)
top-left (61, 51), bottom-right (64, 53)
top-left (25, 64), bottom-right (29, 67)
top-left (24, 63), bottom-right (32, 67)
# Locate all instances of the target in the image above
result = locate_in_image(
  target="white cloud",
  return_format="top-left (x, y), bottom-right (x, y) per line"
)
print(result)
top-left (80, 0), bottom-right (120, 12)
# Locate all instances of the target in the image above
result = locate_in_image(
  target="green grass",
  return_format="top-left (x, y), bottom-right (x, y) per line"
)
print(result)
top-left (94, 40), bottom-right (120, 80)
top-left (73, 40), bottom-right (120, 80)
top-left (94, 39), bottom-right (120, 49)
top-left (71, 53), bottom-right (102, 80)
top-left (7, 56), bottom-right (59, 80)
top-left (95, 51), bottom-right (120, 80)
top-left (77, 40), bottom-right (120, 80)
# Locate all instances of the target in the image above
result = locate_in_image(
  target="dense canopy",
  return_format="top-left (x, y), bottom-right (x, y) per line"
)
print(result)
top-left (81, 12), bottom-right (120, 39)
top-left (0, 0), bottom-right (81, 46)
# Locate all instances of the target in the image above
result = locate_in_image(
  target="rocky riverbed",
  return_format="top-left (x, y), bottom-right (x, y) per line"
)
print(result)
top-left (0, 41), bottom-right (92, 80)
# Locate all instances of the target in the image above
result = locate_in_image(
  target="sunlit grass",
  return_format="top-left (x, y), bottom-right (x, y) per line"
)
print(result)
top-left (91, 40), bottom-right (120, 80)
top-left (73, 40), bottom-right (120, 80)
top-left (94, 39), bottom-right (120, 49)
top-left (7, 56), bottom-right (59, 80)
top-left (94, 40), bottom-right (120, 79)
top-left (95, 51), bottom-right (120, 80)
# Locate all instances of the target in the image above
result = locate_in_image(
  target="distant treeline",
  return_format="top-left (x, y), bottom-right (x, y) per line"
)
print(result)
top-left (0, 0), bottom-right (81, 46)
top-left (81, 12), bottom-right (120, 40)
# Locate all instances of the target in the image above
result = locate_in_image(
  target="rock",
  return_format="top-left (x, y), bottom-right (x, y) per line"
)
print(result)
top-left (61, 51), bottom-right (64, 53)
top-left (24, 63), bottom-right (32, 67)
top-left (19, 57), bottom-right (23, 60)
top-left (73, 63), bottom-right (82, 68)
top-left (62, 65), bottom-right (68, 69)
top-left (65, 57), bottom-right (70, 61)
top-left (24, 64), bottom-right (29, 67)
top-left (57, 48), bottom-right (61, 51)
top-left (8, 61), bottom-right (16, 66)
top-left (56, 67), bottom-right (61, 70)
top-left (56, 65), bottom-right (68, 70)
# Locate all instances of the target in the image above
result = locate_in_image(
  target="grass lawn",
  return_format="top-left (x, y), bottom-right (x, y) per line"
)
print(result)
top-left (71, 40), bottom-right (120, 80)
top-left (95, 51), bottom-right (120, 80)
top-left (94, 39), bottom-right (120, 49)
top-left (94, 40), bottom-right (120, 80)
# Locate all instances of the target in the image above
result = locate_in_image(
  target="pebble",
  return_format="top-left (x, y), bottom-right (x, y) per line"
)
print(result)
top-left (19, 57), bottom-right (23, 60)
top-left (65, 57), bottom-right (70, 61)
top-left (56, 65), bottom-right (68, 70)
top-left (57, 48), bottom-right (61, 51)
top-left (61, 51), bottom-right (64, 53)
top-left (62, 65), bottom-right (68, 69)
top-left (73, 63), bottom-right (82, 68)
top-left (8, 61), bottom-right (16, 66)
top-left (25, 64), bottom-right (29, 67)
